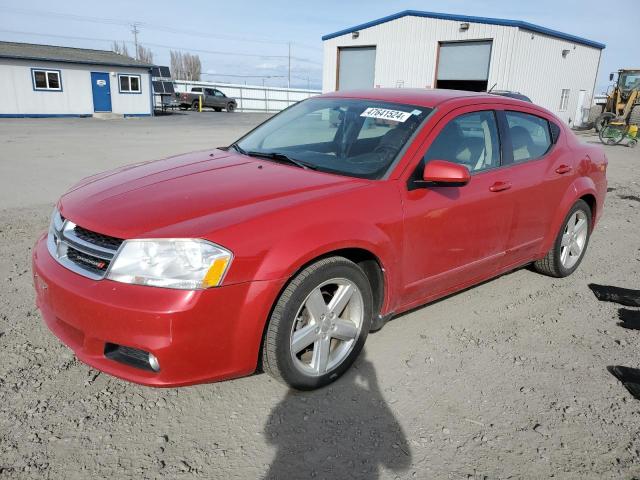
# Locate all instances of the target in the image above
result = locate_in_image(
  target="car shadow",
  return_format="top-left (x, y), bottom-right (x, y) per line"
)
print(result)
top-left (590, 284), bottom-right (640, 401)
top-left (607, 366), bottom-right (640, 400)
top-left (618, 308), bottom-right (640, 330)
top-left (263, 354), bottom-right (411, 480)
top-left (588, 284), bottom-right (640, 307)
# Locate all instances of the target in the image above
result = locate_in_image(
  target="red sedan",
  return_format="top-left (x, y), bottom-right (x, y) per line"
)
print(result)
top-left (32, 89), bottom-right (607, 390)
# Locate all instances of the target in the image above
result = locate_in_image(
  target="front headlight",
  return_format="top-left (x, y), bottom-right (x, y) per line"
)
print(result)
top-left (106, 239), bottom-right (233, 290)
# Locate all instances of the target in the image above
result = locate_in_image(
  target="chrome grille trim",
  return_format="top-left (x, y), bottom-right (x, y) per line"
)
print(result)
top-left (47, 211), bottom-right (123, 280)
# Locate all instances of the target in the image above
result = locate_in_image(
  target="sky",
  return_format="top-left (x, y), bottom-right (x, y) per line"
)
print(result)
top-left (0, 0), bottom-right (632, 92)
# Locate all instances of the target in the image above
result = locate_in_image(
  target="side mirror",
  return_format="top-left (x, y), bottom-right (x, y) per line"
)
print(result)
top-left (609, 73), bottom-right (614, 81)
top-left (422, 160), bottom-right (470, 186)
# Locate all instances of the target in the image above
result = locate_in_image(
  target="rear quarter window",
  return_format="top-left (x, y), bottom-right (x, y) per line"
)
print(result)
top-left (505, 111), bottom-right (554, 163)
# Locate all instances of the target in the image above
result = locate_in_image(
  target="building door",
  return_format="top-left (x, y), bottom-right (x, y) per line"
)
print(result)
top-left (573, 90), bottom-right (587, 127)
top-left (91, 72), bottom-right (112, 112)
top-left (436, 40), bottom-right (492, 92)
top-left (337, 46), bottom-right (376, 90)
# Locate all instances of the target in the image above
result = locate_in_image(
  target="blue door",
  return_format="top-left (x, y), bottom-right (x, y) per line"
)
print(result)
top-left (91, 72), bottom-right (112, 112)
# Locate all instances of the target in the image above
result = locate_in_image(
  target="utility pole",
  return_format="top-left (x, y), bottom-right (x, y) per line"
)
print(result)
top-left (131, 23), bottom-right (140, 60)
top-left (287, 42), bottom-right (291, 89)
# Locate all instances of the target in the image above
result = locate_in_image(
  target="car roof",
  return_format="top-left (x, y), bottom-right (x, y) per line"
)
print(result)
top-left (321, 88), bottom-right (513, 109)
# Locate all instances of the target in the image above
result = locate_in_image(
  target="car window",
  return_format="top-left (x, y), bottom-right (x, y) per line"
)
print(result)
top-left (505, 111), bottom-right (552, 162)
top-left (191, 87), bottom-right (202, 93)
top-left (214, 90), bottom-right (225, 97)
top-left (424, 111), bottom-right (500, 173)
top-left (204, 88), bottom-right (215, 96)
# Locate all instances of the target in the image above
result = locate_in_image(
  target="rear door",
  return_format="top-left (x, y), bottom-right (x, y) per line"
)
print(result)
top-left (497, 109), bottom-right (570, 266)
top-left (399, 106), bottom-right (514, 306)
top-left (204, 88), bottom-right (217, 107)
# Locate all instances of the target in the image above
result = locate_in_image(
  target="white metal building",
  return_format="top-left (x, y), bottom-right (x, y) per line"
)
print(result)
top-left (322, 11), bottom-right (606, 125)
top-left (0, 41), bottom-right (154, 117)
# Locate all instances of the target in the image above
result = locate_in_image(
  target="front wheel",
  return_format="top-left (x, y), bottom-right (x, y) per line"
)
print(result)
top-left (226, 103), bottom-right (236, 112)
top-left (534, 199), bottom-right (592, 277)
top-left (262, 257), bottom-right (373, 390)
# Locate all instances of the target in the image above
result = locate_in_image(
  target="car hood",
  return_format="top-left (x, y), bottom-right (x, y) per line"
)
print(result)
top-left (59, 150), bottom-right (367, 239)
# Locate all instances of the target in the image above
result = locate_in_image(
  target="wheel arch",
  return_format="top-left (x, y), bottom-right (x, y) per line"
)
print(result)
top-left (537, 178), bottom-right (597, 258)
top-left (255, 246), bottom-right (388, 373)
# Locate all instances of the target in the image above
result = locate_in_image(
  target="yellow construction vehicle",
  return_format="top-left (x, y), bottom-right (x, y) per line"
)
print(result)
top-left (594, 69), bottom-right (640, 132)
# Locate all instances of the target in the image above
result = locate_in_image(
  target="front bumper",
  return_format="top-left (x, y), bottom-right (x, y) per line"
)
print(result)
top-left (32, 234), bottom-right (284, 387)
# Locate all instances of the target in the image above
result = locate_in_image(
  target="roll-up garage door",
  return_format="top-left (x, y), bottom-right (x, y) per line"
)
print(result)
top-left (337, 46), bottom-right (376, 90)
top-left (436, 41), bottom-right (492, 92)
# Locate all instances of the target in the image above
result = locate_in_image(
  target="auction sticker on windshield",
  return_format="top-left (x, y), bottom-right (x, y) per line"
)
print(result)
top-left (360, 107), bottom-right (412, 122)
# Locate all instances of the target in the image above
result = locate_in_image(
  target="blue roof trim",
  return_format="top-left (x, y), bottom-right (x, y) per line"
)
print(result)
top-left (321, 10), bottom-right (606, 49)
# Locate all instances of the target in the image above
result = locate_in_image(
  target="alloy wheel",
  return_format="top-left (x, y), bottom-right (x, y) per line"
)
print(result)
top-left (289, 278), bottom-right (364, 377)
top-left (560, 210), bottom-right (588, 269)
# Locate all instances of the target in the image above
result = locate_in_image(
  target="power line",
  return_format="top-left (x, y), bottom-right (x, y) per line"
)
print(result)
top-left (0, 29), bottom-right (322, 65)
top-left (0, 5), bottom-right (322, 51)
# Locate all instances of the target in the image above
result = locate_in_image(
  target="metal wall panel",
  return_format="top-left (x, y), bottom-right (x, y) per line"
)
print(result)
top-left (508, 29), bottom-right (601, 124)
top-left (322, 15), bottom-right (601, 122)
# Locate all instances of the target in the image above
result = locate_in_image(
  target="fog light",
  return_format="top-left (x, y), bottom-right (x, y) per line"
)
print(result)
top-left (148, 353), bottom-right (160, 372)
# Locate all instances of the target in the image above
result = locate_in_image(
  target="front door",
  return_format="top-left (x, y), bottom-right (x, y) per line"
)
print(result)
top-left (91, 72), bottom-right (112, 112)
top-left (400, 107), bottom-right (513, 306)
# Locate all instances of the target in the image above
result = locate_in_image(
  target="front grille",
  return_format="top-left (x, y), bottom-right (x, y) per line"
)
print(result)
top-left (47, 211), bottom-right (123, 280)
top-left (73, 225), bottom-right (124, 251)
top-left (67, 246), bottom-right (110, 275)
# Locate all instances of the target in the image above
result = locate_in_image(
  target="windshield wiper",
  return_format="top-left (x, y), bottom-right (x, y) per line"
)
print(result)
top-left (229, 142), bottom-right (247, 155)
top-left (245, 151), bottom-right (316, 170)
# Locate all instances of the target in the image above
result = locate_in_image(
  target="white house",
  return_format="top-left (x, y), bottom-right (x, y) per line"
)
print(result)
top-left (322, 11), bottom-right (606, 125)
top-left (0, 41), bottom-right (154, 117)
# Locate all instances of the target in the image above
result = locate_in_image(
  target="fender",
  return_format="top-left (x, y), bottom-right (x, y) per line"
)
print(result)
top-left (537, 176), bottom-right (597, 258)
top-left (253, 219), bottom-right (400, 315)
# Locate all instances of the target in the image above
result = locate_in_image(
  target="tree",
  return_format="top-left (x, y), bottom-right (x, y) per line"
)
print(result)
top-left (170, 50), bottom-right (201, 81)
top-left (136, 45), bottom-right (154, 64)
top-left (112, 41), bottom-right (130, 58)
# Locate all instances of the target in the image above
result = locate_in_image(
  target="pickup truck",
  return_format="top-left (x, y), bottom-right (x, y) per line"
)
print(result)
top-left (177, 87), bottom-right (237, 112)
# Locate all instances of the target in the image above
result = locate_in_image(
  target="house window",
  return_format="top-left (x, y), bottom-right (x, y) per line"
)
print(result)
top-left (32, 69), bottom-right (62, 91)
top-left (559, 89), bottom-right (570, 111)
top-left (118, 74), bottom-right (142, 93)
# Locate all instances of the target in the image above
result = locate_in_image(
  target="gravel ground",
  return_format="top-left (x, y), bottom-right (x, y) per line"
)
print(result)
top-left (1, 115), bottom-right (639, 479)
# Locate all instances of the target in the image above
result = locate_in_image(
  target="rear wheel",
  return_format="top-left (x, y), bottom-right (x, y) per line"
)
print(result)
top-left (262, 257), bottom-right (373, 390)
top-left (534, 200), bottom-right (591, 278)
top-left (191, 100), bottom-right (199, 111)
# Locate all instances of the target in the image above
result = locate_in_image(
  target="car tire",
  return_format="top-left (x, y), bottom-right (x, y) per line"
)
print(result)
top-left (191, 100), bottom-right (199, 111)
top-left (534, 199), bottom-right (592, 278)
top-left (227, 103), bottom-right (236, 112)
top-left (262, 256), bottom-right (373, 390)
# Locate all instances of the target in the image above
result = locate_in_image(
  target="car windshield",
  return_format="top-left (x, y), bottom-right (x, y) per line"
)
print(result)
top-left (235, 98), bottom-right (431, 179)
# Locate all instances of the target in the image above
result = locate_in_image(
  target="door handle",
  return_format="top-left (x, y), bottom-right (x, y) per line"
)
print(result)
top-left (489, 181), bottom-right (512, 192)
top-left (555, 164), bottom-right (572, 174)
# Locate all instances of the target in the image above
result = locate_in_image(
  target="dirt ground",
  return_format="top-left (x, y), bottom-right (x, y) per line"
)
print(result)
top-left (0, 113), bottom-right (639, 479)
